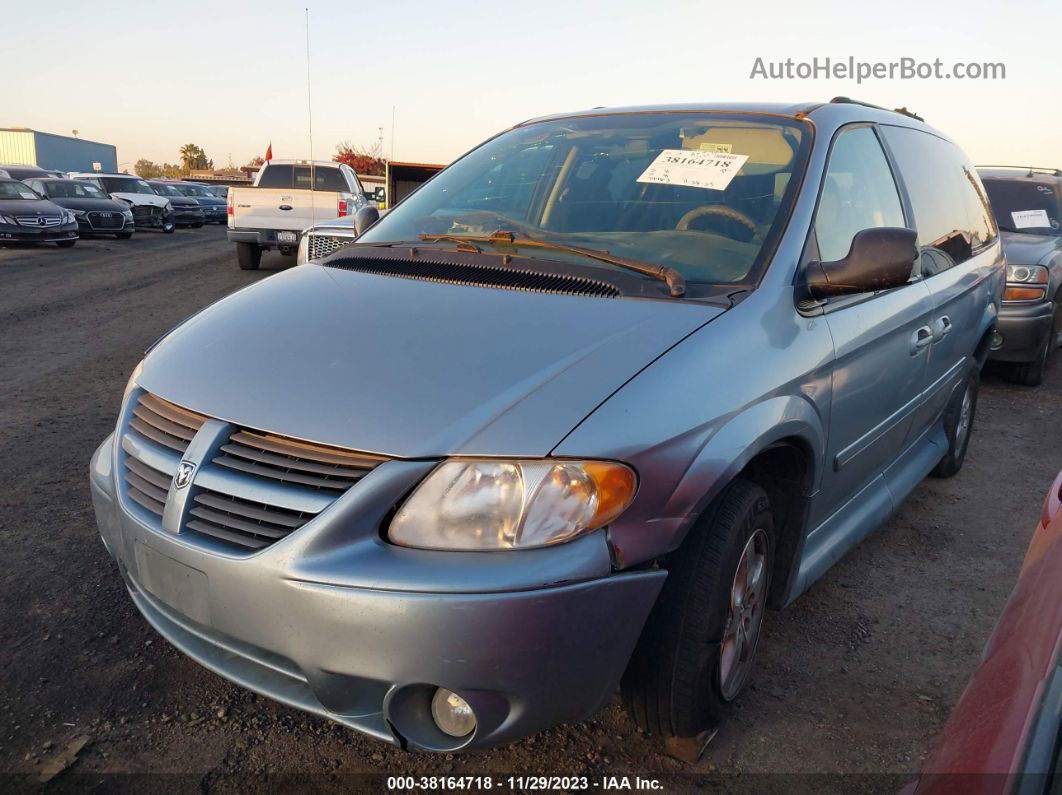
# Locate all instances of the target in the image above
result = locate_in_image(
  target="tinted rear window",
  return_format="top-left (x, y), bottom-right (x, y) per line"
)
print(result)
top-left (880, 126), bottom-right (996, 265)
top-left (257, 165), bottom-right (346, 191)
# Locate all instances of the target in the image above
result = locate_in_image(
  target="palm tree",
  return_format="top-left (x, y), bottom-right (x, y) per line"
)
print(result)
top-left (179, 143), bottom-right (200, 174)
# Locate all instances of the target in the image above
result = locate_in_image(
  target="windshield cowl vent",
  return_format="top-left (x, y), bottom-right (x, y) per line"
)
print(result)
top-left (319, 250), bottom-right (621, 298)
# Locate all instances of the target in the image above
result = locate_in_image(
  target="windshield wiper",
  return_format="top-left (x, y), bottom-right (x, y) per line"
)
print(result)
top-left (417, 230), bottom-right (686, 297)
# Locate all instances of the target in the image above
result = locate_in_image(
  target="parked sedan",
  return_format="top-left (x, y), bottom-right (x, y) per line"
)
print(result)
top-left (907, 468), bottom-right (1062, 794)
top-left (162, 181), bottom-right (227, 224)
top-left (147, 182), bottom-right (205, 228)
top-left (0, 178), bottom-right (79, 247)
top-left (23, 177), bottom-right (134, 239)
top-left (0, 163), bottom-right (66, 180)
top-left (70, 173), bottom-right (175, 233)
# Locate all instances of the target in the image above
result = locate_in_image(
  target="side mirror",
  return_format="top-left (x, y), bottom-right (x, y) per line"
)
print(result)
top-left (373, 186), bottom-right (386, 202)
top-left (806, 227), bottom-right (917, 299)
top-left (353, 205), bottom-right (380, 236)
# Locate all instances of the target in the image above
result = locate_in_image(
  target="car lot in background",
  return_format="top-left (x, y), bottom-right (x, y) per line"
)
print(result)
top-left (0, 177), bottom-right (79, 247)
top-left (70, 172), bottom-right (176, 233)
top-left (166, 181), bottom-right (227, 224)
top-left (0, 224), bottom-right (1058, 784)
top-left (978, 167), bottom-right (1062, 386)
top-left (22, 177), bottom-right (134, 239)
top-left (146, 181), bottom-right (205, 228)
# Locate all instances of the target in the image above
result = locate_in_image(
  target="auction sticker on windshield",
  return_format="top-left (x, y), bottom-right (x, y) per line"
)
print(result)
top-left (637, 150), bottom-right (749, 191)
top-left (1012, 209), bottom-right (1052, 229)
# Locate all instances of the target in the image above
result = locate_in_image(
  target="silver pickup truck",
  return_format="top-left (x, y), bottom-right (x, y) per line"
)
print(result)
top-left (226, 159), bottom-right (369, 269)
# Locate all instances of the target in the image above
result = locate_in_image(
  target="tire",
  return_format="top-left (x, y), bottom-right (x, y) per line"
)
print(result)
top-left (56, 240), bottom-right (77, 248)
top-left (931, 367), bottom-right (979, 478)
top-left (622, 479), bottom-right (773, 739)
top-left (236, 242), bottom-right (262, 270)
top-left (192, 222), bottom-right (204, 229)
top-left (116, 232), bottom-right (133, 240)
top-left (162, 223), bottom-right (175, 234)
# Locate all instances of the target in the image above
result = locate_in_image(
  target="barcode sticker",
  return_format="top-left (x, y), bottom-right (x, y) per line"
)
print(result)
top-left (637, 149), bottom-right (749, 191)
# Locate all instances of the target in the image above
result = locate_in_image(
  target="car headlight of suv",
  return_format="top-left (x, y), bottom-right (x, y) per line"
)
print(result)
top-left (0, 212), bottom-right (15, 225)
top-left (389, 458), bottom-right (637, 551)
top-left (1004, 264), bottom-right (1049, 302)
top-left (122, 208), bottom-right (134, 219)
top-left (69, 209), bottom-right (86, 219)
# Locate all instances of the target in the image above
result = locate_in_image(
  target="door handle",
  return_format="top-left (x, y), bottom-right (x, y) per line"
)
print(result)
top-left (910, 325), bottom-right (933, 355)
top-left (937, 316), bottom-right (952, 337)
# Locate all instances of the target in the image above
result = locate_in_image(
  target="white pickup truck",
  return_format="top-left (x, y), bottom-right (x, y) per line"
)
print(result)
top-left (226, 159), bottom-right (370, 269)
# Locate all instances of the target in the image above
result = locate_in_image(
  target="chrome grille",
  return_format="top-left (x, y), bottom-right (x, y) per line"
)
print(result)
top-left (128, 392), bottom-right (206, 454)
top-left (16, 215), bottom-right (62, 227)
top-left (120, 390), bottom-right (386, 553)
top-left (123, 456), bottom-right (170, 517)
top-left (187, 489), bottom-right (311, 550)
top-left (306, 232), bottom-right (354, 262)
top-left (214, 430), bottom-right (384, 492)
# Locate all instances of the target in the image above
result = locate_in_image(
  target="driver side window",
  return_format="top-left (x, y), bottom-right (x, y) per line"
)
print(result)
top-left (815, 126), bottom-right (906, 262)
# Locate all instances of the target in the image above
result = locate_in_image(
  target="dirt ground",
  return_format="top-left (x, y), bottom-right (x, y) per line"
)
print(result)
top-left (1, 227), bottom-right (1060, 793)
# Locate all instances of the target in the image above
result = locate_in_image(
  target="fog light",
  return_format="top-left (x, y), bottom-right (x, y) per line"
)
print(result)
top-left (431, 688), bottom-right (476, 738)
top-left (991, 331), bottom-right (1004, 350)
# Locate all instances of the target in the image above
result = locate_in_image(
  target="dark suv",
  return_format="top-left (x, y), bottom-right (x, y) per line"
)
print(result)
top-left (977, 167), bottom-right (1062, 385)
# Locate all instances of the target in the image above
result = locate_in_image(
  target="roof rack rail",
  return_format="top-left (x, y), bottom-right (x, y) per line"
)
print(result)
top-left (976, 165), bottom-right (1062, 177)
top-left (829, 96), bottom-right (924, 122)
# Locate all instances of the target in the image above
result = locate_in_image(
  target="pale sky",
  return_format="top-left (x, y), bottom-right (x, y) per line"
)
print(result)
top-left (6, 0), bottom-right (1059, 169)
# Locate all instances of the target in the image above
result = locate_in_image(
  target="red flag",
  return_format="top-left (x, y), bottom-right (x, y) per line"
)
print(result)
top-left (264, 142), bottom-right (272, 161)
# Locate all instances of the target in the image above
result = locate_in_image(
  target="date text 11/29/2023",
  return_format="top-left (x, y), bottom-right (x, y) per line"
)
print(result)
top-left (386, 775), bottom-right (664, 791)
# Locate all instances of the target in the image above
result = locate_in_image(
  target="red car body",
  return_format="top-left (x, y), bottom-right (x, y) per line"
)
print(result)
top-left (909, 469), bottom-right (1062, 794)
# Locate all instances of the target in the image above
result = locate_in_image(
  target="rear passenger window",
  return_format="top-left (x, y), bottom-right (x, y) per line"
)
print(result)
top-left (880, 126), bottom-right (996, 268)
top-left (814, 126), bottom-right (906, 262)
top-left (257, 165), bottom-right (347, 192)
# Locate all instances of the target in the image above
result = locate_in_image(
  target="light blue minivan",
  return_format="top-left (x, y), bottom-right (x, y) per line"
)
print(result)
top-left (90, 98), bottom-right (1003, 752)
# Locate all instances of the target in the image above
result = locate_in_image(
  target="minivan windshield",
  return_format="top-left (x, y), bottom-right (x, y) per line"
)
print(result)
top-left (359, 112), bottom-right (811, 287)
top-left (981, 177), bottom-right (1061, 235)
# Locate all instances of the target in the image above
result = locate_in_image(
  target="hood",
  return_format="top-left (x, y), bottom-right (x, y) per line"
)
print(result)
top-left (48, 197), bottom-right (127, 213)
top-left (191, 196), bottom-right (225, 206)
top-left (139, 265), bottom-right (725, 458)
top-left (110, 192), bottom-right (169, 209)
top-left (1000, 230), bottom-right (1061, 266)
top-left (0, 198), bottom-right (65, 216)
top-left (162, 195), bottom-right (200, 208)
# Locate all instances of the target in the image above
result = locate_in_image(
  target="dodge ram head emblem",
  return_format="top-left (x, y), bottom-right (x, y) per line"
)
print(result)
top-left (174, 461), bottom-right (196, 489)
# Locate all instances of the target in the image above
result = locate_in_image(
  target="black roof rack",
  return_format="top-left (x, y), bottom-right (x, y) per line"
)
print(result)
top-left (976, 165), bottom-right (1062, 177)
top-left (829, 96), bottom-right (924, 122)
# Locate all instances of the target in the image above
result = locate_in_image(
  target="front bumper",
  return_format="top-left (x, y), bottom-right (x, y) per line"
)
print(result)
top-left (0, 221), bottom-right (79, 243)
top-left (89, 432), bottom-right (663, 750)
top-left (173, 208), bottom-right (205, 225)
top-left (989, 300), bottom-right (1056, 362)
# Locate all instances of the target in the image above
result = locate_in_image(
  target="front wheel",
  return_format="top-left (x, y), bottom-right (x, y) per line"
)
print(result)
top-left (622, 479), bottom-right (773, 740)
top-left (236, 241), bottom-right (262, 270)
top-left (1011, 307), bottom-right (1057, 387)
top-left (116, 232), bottom-right (133, 240)
top-left (162, 222), bottom-right (175, 234)
top-left (931, 368), bottom-right (979, 477)
top-left (56, 239), bottom-right (77, 248)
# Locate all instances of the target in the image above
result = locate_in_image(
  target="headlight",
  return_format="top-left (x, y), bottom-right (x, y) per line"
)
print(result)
top-left (1006, 264), bottom-right (1049, 284)
top-left (70, 209), bottom-right (86, 218)
top-left (164, 201), bottom-right (173, 212)
top-left (0, 213), bottom-right (15, 224)
top-left (1004, 264), bottom-right (1049, 302)
top-left (122, 209), bottom-right (134, 219)
top-left (389, 458), bottom-right (636, 551)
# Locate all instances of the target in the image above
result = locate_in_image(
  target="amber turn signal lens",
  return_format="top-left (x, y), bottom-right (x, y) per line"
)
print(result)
top-left (1003, 286), bottom-right (1046, 302)
top-left (584, 461), bottom-right (638, 528)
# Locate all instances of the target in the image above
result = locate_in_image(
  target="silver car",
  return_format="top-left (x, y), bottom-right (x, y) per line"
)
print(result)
top-left (90, 99), bottom-right (1003, 752)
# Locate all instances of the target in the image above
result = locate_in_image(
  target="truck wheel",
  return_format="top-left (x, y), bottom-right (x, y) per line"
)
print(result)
top-left (931, 367), bottom-right (979, 478)
top-left (622, 479), bottom-right (773, 740)
top-left (237, 242), bottom-right (262, 270)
